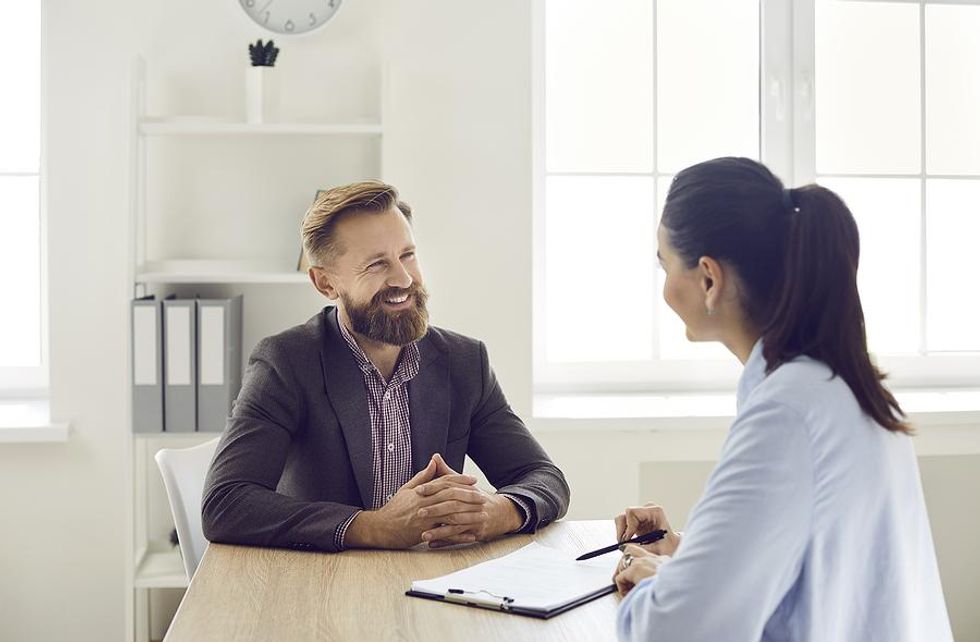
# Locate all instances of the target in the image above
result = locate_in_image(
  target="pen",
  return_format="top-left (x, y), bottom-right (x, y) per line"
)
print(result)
top-left (575, 529), bottom-right (668, 561)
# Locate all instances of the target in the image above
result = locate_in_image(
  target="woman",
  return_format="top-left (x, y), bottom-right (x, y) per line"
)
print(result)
top-left (613, 158), bottom-right (951, 641)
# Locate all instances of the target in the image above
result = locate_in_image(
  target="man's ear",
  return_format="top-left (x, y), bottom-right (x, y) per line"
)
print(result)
top-left (309, 266), bottom-right (339, 301)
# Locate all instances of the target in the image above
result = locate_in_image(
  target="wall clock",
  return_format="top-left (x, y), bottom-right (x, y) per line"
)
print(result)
top-left (239, 0), bottom-right (343, 35)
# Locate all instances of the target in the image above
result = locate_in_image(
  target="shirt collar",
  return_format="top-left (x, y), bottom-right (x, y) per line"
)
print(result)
top-left (336, 314), bottom-right (421, 384)
top-left (736, 339), bottom-right (767, 412)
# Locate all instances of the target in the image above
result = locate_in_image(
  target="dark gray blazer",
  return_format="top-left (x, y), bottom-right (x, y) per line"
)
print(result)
top-left (202, 307), bottom-right (570, 552)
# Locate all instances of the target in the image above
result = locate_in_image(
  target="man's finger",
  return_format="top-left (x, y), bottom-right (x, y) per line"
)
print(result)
top-left (404, 458), bottom-right (438, 489)
top-left (419, 502), bottom-right (489, 523)
top-left (428, 537), bottom-right (476, 549)
top-left (418, 486), bottom-right (488, 510)
top-left (421, 523), bottom-right (473, 542)
top-left (432, 453), bottom-right (459, 477)
top-left (415, 474), bottom-right (478, 496)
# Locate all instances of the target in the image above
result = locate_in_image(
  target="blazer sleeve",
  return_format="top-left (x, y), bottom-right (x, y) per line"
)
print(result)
top-left (465, 341), bottom-right (570, 531)
top-left (201, 337), bottom-right (360, 553)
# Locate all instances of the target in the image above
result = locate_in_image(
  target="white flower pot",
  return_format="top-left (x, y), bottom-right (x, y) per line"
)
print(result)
top-left (245, 66), bottom-right (270, 124)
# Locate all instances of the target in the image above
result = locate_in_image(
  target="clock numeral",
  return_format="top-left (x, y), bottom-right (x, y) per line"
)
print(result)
top-left (284, 19), bottom-right (295, 32)
top-left (263, 11), bottom-right (270, 24)
top-left (244, 0), bottom-right (255, 7)
top-left (309, 12), bottom-right (317, 26)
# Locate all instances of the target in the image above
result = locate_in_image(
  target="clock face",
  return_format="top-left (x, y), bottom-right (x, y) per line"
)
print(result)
top-left (239, 0), bottom-right (342, 35)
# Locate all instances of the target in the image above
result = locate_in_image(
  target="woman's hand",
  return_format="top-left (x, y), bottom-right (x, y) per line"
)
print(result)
top-left (613, 544), bottom-right (669, 596)
top-left (614, 502), bottom-right (681, 556)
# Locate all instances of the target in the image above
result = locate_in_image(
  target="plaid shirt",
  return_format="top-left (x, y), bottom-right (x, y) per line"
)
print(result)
top-left (333, 318), bottom-right (529, 550)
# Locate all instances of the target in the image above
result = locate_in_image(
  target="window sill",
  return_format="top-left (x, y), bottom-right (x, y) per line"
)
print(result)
top-left (0, 399), bottom-right (70, 443)
top-left (532, 388), bottom-right (980, 428)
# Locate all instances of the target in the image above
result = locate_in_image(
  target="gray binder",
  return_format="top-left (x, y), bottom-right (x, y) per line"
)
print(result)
top-left (131, 296), bottom-right (164, 432)
top-left (163, 297), bottom-right (197, 432)
top-left (196, 295), bottom-right (243, 433)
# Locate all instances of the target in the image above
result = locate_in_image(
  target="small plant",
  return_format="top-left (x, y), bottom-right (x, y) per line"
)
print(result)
top-left (248, 39), bottom-right (280, 67)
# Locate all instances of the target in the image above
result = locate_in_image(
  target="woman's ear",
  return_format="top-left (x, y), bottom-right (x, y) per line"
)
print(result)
top-left (698, 256), bottom-right (724, 313)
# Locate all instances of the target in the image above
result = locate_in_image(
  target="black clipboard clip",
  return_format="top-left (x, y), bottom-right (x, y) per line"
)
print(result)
top-left (443, 588), bottom-right (516, 610)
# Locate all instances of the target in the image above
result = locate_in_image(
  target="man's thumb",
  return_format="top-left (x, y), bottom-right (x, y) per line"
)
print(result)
top-left (405, 456), bottom-right (438, 488)
top-left (432, 453), bottom-right (458, 477)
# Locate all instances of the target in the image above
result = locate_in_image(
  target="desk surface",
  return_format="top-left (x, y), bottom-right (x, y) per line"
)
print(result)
top-left (166, 520), bottom-right (622, 641)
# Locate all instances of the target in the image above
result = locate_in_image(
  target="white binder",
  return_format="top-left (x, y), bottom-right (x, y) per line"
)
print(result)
top-left (163, 297), bottom-right (197, 432)
top-left (196, 295), bottom-right (243, 433)
top-left (131, 296), bottom-right (164, 433)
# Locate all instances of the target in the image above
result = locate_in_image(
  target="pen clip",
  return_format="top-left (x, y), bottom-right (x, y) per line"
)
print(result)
top-left (444, 588), bottom-right (515, 610)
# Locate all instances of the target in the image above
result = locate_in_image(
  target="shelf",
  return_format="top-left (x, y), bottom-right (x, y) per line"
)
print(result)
top-left (135, 541), bottom-right (188, 589)
top-left (139, 119), bottom-right (383, 136)
top-left (136, 260), bottom-right (310, 285)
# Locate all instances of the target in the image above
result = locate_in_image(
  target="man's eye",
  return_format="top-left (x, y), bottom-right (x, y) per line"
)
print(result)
top-left (368, 261), bottom-right (385, 270)
top-left (402, 252), bottom-right (416, 260)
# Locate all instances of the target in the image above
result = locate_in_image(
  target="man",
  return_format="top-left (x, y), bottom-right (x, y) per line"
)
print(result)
top-left (202, 180), bottom-right (569, 552)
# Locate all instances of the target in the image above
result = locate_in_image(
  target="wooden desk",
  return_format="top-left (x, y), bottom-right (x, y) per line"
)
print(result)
top-left (166, 520), bottom-right (621, 641)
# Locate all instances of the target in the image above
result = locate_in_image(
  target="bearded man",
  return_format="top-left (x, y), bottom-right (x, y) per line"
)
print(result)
top-left (202, 180), bottom-right (569, 552)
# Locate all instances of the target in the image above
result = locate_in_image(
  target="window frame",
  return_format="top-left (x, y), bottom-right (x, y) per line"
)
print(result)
top-left (0, 1), bottom-right (47, 397)
top-left (533, 0), bottom-right (980, 396)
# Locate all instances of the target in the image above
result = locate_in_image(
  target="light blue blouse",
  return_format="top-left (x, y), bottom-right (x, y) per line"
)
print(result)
top-left (617, 341), bottom-right (952, 642)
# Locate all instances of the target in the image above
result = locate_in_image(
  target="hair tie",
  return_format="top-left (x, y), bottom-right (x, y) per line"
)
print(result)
top-left (782, 188), bottom-right (799, 213)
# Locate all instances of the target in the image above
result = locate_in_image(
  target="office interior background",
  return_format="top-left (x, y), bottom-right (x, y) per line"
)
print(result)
top-left (1, 0), bottom-right (979, 640)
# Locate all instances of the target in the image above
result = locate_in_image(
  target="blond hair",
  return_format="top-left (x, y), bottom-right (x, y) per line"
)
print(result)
top-left (301, 180), bottom-right (413, 266)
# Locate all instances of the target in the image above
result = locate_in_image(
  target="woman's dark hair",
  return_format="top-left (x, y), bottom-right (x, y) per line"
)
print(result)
top-left (661, 157), bottom-right (909, 433)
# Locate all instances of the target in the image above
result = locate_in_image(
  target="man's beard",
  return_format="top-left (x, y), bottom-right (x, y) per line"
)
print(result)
top-left (341, 283), bottom-right (430, 347)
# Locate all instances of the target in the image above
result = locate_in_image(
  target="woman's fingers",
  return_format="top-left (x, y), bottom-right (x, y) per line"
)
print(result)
top-left (614, 556), bottom-right (664, 596)
top-left (614, 514), bottom-right (627, 541)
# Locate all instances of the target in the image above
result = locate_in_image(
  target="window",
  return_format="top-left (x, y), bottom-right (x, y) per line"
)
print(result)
top-left (535, 0), bottom-right (980, 394)
top-left (0, 1), bottom-right (45, 393)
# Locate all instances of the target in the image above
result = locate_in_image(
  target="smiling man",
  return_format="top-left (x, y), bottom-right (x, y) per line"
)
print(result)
top-left (202, 180), bottom-right (569, 552)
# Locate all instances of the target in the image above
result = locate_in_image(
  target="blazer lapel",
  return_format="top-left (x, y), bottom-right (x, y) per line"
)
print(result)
top-left (409, 334), bottom-right (450, 474)
top-left (319, 308), bottom-right (375, 507)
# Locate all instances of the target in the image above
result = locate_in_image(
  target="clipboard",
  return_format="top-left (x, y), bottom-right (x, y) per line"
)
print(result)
top-left (405, 542), bottom-right (619, 619)
top-left (405, 584), bottom-right (616, 619)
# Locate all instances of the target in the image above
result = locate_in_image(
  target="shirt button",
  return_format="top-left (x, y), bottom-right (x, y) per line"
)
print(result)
top-left (387, 442), bottom-right (395, 452)
top-left (386, 494), bottom-right (393, 502)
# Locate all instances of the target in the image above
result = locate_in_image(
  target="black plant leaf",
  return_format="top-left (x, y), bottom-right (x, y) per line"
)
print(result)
top-left (248, 39), bottom-right (281, 67)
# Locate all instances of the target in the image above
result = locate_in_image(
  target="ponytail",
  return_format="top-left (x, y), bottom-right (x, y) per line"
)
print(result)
top-left (662, 157), bottom-right (910, 434)
top-left (764, 186), bottom-right (909, 433)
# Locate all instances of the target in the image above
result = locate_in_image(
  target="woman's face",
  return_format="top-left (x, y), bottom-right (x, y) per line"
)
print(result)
top-left (657, 224), bottom-right (712, 342)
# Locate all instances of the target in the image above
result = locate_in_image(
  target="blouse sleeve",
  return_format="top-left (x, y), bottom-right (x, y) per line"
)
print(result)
top-left (617, 400), bottom-right (813, 642)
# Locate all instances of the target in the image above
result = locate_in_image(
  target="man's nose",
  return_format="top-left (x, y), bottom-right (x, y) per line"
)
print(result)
top-left (387, 261), bottom-right (413, 289)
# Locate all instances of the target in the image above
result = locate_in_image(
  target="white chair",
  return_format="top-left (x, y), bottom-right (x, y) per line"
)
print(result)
top-left (154, 438), bottom-right (219, 581)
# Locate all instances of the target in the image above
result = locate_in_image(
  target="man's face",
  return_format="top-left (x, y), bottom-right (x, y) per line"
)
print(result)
top-left (319, 206), bottom-right (429, 346)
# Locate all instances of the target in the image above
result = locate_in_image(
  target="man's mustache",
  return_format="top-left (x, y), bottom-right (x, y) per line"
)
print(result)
top-left (372, 284), bottom-right (427, 306)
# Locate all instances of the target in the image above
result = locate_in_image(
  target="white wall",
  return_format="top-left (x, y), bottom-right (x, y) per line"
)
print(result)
top-left (0, 1), bottom-right (975, 641)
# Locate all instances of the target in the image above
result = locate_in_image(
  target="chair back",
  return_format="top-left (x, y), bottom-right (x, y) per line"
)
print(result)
top-left (154, 438), bottom-right (219, 580)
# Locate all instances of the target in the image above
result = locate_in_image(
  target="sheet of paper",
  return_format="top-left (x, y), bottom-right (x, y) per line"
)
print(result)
top-left (411, 542), bottom-right (619, 611)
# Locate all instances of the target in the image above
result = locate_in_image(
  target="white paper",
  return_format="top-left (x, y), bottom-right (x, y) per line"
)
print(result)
top-left (411, 542), bottom-right (618, 611)
top-left (132, 306), bottom-right (157, 386)
top-left (199, 305), bottom-right (225, 386)
top-left (165, 305), bottom-right (191, 386)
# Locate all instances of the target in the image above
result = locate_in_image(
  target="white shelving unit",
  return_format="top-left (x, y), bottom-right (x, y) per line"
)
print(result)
top-left (136, 260), bottom-right (310, 284)
top-left (140, 120), bottom-right (382, 136)
top-left (125, 58), bottom-right (383, 642)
